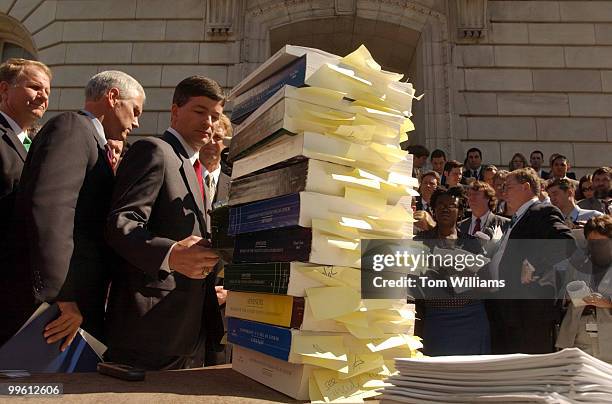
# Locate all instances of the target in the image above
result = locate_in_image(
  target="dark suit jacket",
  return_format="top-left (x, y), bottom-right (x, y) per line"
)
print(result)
top-left (0, 113), bottom-right (30, 344)
top-left (0, 113), bottom-right (27, 250)
top-left (495, 202), bottom-right (574, 353)
top-left (458, 212), bottom-right (510, 238)
top-left (104, 131), bottom-right (223, 369)
top-left (9, 112), bottom-right (115, 341)
top-left (463, 167), bottom-right (484, 181)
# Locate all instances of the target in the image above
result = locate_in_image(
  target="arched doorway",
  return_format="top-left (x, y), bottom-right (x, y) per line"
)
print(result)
top-left (237, 0), bottom-right (453, 154)
top-left (0, 14), bottom-right (37, 62)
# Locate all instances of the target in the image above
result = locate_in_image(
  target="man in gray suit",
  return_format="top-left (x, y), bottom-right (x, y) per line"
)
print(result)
top-left (104, 76), bottom-right (224, 370)
top-left (547, 178), bottom-right (603, 225)
top-left (0, 58), bottom-right (51, 345)
top-left (10, 71), bottom-right (144, 350)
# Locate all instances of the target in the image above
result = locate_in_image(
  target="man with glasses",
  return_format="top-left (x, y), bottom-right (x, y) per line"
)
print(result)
top-left (488, 168), bottom-right (574, 354)
top-left (579, 167), bottom-right (611, 215)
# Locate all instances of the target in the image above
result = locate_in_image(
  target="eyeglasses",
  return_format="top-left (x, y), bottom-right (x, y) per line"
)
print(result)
top-left (582, 186), bottom-right (593, 192)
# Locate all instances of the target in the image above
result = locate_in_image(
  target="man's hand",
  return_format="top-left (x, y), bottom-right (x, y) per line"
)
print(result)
top-left (168, 235), bottom-right (219, 279)
top-left (216, 286), bottom-right (228, 306)
top-left (520, 259), bottom-right (536, 284)
top-left (44, 301), bottom-right (82, 352)
top-left (583, 293), bottom-right (612, 308)
top-left (414, 210), bottom-right (436, 232)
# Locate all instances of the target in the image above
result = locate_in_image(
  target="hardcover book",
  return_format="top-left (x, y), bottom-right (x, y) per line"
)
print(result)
top-left (223, 262), bottom-right (323, 296)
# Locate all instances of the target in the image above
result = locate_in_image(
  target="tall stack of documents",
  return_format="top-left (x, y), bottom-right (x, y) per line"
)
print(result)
top-left (380, 348), bottom-right (612, 403)
top-left (226, 44), bottom-right (422, 402)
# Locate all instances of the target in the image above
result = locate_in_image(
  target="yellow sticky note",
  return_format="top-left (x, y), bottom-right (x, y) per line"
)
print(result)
top-left (344, 186), bottom-right (387, 212)
top-left (312, 218), bottom-right (359, 241)
top-left (341, 353), bottom-right (384, 379)
top-left (345, 322), bottom-right (385, 339)
top-left (306, 287), bottom-right (361, 320)
top-left (292, 335), bottom-right (347, 361)
top-left (298, 265), bottom-right (361, 290)
top-left (331, 173), bottom-right (380, 190)
top-left (293, 86), bottom-right (347, 104)
top-left (309, 375), bottom-right (326, 403)
top-left (302, 355), bottom-right (348, 373)
top-left (313, 369), bottom-right (380, 403)
top-left (335, 311), bottom-right (369, 328)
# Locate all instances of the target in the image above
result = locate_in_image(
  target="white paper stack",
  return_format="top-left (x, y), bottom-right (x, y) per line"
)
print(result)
top-left (380, 348), bottom-right (612, 403)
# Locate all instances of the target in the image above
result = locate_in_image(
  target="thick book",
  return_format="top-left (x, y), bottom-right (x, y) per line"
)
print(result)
top-left (229, 44), bottom-right (339, 107)
top-left (0, 304), bottom-right (102, 373)
top-left (228, 192), bottom-right (383, 236)
top-left (223, 262), bottom-right (323, 296)
top-left (228, 157), bottom-right (353, 207)
top-left (230, 131), bottom-right (407, 180)
top-left (232, 344), bottom-right (312, 401)
top-left (225, 290), bottom-right (344, 332)
top-left (229, 84), bottom-right (355, 162)
top-left (232, 226), bottom-right (361, 268)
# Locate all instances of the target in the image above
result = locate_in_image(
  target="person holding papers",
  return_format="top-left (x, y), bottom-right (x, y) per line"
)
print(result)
top-left (414, 187), bottom-right (491, 356)
top-left (104, 76), bottom-right (224, 370)
top-left (556, 215), bottom-right (612, 362)
top-left (9, 71), bottom-right (145, 350)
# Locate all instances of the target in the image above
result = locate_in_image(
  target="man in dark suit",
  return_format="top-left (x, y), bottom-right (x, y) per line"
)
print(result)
top-left (458, 181), bottom-right (510, 238)
top-left (10, 71), bottom-right (145, 350)
top-left (529, 150), bottom-right (548, 179)
top-left (490, 168), bottom-right (574, 354)
top-left (0, 58), bottom-right (52, 345)
top-left (104, 76), bottom-right (224, 370)
top-left (462, 147), bottom-right (485, 181)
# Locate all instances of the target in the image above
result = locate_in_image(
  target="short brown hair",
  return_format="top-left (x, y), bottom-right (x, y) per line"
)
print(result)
top-left (584, 215), bottom-right (612, 239)
top-left (0, 58), bottom-right (52, 84)
top-left (546, 178), bottom-right (575, 192)
top-left (593, 166), bottom-right (611, 179)
top-left (172, 76), bottom-right (225, 107)
top-left (443, 160), bottom-right (463, 173)
top-left (420, 170), bottom-right (440, 183)
top-left (509, 167), bottom-right (540, 195)
top-left (468, 180), bottom-right (497, 210)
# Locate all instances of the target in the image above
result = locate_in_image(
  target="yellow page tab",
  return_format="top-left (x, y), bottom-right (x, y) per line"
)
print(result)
top-left (312, 218), bottom-right (359, 241)
top-left (292, 335), bottom-right (347, 361)
top-left (345, 323), bottom-right (384, 339)
top-left (309, 376), bottom-right (326, 403)
top-left (341, 353), bottom-right (384, 379)
top-left (306, 286), bottom-right (361, 320)
top-left (298, 265), bottom-right (361, 290)
top-left (331, 173), bottom-right (380, 190)
top-left (313, 369), bottom-right (380, 403)
top-left (344, 186), bottom-right (387, 211)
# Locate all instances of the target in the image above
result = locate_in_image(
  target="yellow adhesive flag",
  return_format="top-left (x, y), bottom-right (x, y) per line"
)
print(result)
top-left (292, 86), bottom-right (347, 104)
top-left (340, 353), bottom-right (384, 379)
top-left (306, 287), bottom-right (361, 320)
top-left (331, 173), bottom-right (380, 190)
top-left (313, 369), bottom-right (381, 403)
top-left (345, 322), bottom-right (385, 339)
top-left (344, 186), bottom-right (387, 212)
top-left (292, 335), bottom-right (347, 362)
top-left (334, 311), bottom-right (369, 328)
top-left (312, 218), bottom-right (359, 241)
top-left (309, 376), bottom-right (326, 403)
top-left (298, 266), bottom-right (361, 290)
top-left (302, 355), bottom-right (348, 373)
top-left (331, 125), bottom-right (374, 144)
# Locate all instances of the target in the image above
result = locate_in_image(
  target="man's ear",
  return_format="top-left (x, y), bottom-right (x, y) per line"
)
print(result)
top-left (107, 87), bottom-right (120, 107)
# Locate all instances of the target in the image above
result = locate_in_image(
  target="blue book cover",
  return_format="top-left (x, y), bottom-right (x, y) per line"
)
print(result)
top-left (233, 226), bottom-right (312, 263)
top-left (231, 56), bottom-right (307, 124)
top-left (0, 304), bottom-right (101, 373)
top-left (228, 193), bottom-right (301, 235)
top-left (227, 317), bottom-right (292, 361)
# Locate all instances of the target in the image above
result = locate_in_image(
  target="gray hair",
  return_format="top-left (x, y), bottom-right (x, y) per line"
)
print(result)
top-left (85, 70), bottom-right (145, 102)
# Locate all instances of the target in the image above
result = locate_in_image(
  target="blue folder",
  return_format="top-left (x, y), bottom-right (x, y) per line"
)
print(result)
top-left (0, 304), bottom-right (101, 373)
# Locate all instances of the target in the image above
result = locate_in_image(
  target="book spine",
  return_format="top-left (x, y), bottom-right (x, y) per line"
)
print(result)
top-left (231, 56), bottom-right (307, 124)
top-left (228, 160), bottom-right (309, 206)
top-left (227, 317), bottom-right (292, 361)
top-left (223, 263), bottom-right (291, 294)
top-left (225, 290), bottom-right (305, 328)
top-left (228, 193), bottom-right (301, 235)
top-left (232, 226), bottom-right (313, 263)
top-left (228, 99), bottom-right (288, 162)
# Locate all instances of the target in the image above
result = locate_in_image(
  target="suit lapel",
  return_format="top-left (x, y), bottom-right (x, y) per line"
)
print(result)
top-left (162, 131), bottom-right (207, 235)
top-left (77, 111), bottom-right (114, 176)
top-left (0, 113), bottom-right (27, 161)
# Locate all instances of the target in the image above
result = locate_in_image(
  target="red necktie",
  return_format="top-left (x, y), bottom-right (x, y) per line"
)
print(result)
top-left (472, 217), bottom-right (481, 235)
top-left (193, 159), bottom-right (204, 201)
top-left (105, 144), bottom-right (117, 171)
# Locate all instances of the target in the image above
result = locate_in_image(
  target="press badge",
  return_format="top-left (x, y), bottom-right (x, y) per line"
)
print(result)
top-left (586, 322), bottom-right (598, 336)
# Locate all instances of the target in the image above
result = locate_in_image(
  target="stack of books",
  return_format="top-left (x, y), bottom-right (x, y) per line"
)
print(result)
top-left (380, 348), bottom-right (612, 403)
top-left (225, 44), bottom-right (422, 402)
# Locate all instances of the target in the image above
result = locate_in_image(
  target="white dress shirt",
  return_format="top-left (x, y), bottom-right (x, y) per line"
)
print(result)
top-left (0, 111), bottom-right (27, 143)
top-left (469, 211), bottom-right (491, 235)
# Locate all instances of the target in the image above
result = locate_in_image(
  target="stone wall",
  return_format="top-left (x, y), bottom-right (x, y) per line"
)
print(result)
top-left (453, 0), bottom-right (612, 175)
top-left (0, 0), bottom-right (238, 140)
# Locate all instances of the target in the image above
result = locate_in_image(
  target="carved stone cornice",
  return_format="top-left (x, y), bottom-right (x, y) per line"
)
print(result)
top-left (455, 0), bottom-right (488, 41)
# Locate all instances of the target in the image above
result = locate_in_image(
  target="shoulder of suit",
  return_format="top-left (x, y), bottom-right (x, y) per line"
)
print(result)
top-left (490, 213), bottom-right (510, 223)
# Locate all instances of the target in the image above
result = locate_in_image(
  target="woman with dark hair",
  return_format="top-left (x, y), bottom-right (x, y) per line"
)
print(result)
top-left (576, 174), bottom-right (595, 202)
top-left (413, 187), bottom-right (491, 356)
top-left (508, 153), bottom-right (529, 171)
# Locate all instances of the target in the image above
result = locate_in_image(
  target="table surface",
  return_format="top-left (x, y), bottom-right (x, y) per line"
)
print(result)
top-left (8, 365), bottom-right (306, 403)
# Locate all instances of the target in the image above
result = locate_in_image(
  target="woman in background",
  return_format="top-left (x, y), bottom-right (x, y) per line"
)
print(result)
top-left (508, 153), bottom-right (529, 171)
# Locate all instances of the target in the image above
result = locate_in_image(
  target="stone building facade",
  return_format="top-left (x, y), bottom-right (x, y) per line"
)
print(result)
top-left (1, 0), bottom-right (610, 175)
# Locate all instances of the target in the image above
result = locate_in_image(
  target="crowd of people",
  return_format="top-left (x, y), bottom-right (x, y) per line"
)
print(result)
top-left (408, 145), bottom-right (612, 362)
top-left (0, 57), bottom-right (610, 372)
